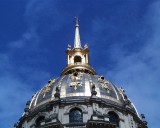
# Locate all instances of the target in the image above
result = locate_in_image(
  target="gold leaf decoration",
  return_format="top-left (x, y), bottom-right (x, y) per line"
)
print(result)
top-left (41, 79), bottom-right (56, 97)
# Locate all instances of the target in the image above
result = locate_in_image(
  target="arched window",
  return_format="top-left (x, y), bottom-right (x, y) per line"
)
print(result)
top-left (69, 108), bottom-right (83, 123)
top-left (108, 111), bottom-right (119, 127)
top-left (74, 56), bottom-right (82, 64)
top-left (36, 116), bottom-right (45, 126)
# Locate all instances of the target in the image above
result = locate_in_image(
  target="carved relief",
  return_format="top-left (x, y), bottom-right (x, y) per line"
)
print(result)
top-left (69, 72), bottom-right (83, 90)
top-left (98, 76), bottom-right (110, 92)
top-left (119, 87), bottom-right (131, 105)
top-left (40, 79), bottom-right (56, 97)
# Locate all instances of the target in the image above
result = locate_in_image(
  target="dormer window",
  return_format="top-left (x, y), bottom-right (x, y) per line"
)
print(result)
top-left (74, 56), bottom-right (82, 65)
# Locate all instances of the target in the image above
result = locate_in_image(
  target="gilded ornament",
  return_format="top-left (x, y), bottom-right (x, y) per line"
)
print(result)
top-left (98, 76), bottom-right (110, 92)
top-left (69, 72), bottom-right (83, 90)
top-left (41, 79), bottom-right (56, 97)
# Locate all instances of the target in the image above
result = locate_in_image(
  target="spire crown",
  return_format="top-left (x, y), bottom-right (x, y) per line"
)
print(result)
top-left (74, 16), bottom-right (81, 48)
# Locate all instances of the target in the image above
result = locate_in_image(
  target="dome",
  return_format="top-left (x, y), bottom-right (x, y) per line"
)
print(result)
top-left (16, 18), bottom-right (148, 128)
top-left (29, 72), bottom-right (138, 115)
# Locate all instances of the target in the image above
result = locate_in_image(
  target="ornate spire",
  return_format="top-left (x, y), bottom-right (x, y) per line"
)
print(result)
top-left (61, 18), bottom-right (96, 76)
top-left (74, 17), bottom-right (81, 48)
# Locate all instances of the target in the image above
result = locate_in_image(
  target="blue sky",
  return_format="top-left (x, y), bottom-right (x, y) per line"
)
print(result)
top-left (0, 0), bottom-right (160, 128)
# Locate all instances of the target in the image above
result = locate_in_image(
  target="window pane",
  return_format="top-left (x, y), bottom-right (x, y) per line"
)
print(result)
top-left (108, 112), bottom-right (119, 127)
top-left (69, 109), bottom-right (83, 123)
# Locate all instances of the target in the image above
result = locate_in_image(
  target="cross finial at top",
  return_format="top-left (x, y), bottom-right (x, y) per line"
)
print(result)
top-left (75, 16), bottom-right (79, 26)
